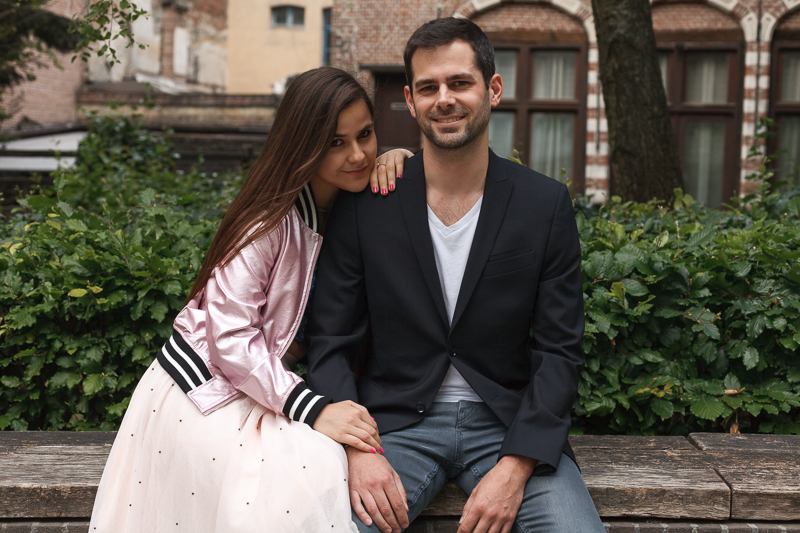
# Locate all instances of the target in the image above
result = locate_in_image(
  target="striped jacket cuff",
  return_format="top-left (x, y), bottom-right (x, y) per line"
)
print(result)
top-left (282, 383), bottom-right (332, 427)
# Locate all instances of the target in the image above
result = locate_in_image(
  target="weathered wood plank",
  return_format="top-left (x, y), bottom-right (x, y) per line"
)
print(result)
top-left (0, 432), bottom-right (115, 454)
top-left (0, 446), bottom-right (111, 518)
top-left (571, 435), bottom-right (694, 451)
top-left (703, 450), bottom-right (800, 521)
top-left (575, 448), bottom-right (730, 520)
top-left (689, 432), bottom-right (800, 453)
top-left (419, 483), bottom-right (467, 516)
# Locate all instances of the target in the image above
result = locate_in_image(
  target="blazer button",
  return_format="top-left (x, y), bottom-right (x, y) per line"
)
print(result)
top-left (448, 346), bottom-right (456, 357)
top-left (416, 402), bottom-right (426, 414)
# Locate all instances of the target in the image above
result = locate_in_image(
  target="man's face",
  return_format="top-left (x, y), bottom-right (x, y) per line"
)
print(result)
top-left (404, 40), bottom-right (502, 151)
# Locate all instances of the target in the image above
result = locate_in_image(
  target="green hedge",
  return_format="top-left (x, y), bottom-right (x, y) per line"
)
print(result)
top-left (0, 114), bottom-right (798, 434)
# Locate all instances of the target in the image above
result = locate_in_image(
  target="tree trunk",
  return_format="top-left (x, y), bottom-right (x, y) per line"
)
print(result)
top-left (592, 0), bottom-right (683, 203)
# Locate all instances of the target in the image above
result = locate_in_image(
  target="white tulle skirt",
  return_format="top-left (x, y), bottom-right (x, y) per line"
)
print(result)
top-left (89, 360), bottom-right (358, 533)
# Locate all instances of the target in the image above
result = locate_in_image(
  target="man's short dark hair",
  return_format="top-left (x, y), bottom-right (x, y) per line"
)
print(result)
top-left (403, 17), bottom-right (495, 93)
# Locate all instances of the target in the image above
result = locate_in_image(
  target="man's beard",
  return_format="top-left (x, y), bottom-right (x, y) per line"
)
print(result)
top-left (417, 95), bottom-right (491, 151)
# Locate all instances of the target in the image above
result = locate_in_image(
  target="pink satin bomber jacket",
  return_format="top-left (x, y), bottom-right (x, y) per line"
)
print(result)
top-left (163, 198), bottom-right (330, 423)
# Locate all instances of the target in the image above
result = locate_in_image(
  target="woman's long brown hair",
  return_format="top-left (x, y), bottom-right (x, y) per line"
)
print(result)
top-left (186, 67), bottom-right (375, 302)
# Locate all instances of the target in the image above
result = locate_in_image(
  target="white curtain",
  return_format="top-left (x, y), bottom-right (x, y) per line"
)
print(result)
top-left (781, 52), bottom-right (800, 102)
top-left (659, 53), bottom-right (669, 96)
top-left (488, 112), bottom-right (515, 159)
top-left (778, 117), bottom-right (800, 186)
top-left (684, 121), bottom-right (725, 207)
top-left (533, 51), bottom-right (576, 100)
top-left (494, 50), bottom-right (517, 100)
top-left (529, 113), bottom-right (573, 181)
top-left (686, 53), bottom-right (728, 104)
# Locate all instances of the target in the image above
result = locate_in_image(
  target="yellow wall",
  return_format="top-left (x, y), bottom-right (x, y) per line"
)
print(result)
top-left (227, 0), bottom-right (332, 94)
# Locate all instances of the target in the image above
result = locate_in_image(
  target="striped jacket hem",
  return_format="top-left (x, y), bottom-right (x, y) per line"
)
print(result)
top-left (157, 330), bottom-right (331, 427)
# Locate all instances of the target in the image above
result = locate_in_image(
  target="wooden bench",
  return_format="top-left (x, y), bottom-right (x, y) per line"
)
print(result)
top-left (1, 432), bottom-right (799, 532)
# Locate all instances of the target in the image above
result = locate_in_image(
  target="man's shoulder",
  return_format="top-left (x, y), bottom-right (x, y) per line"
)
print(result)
top-left (489, 152), bottom-right (566, 199)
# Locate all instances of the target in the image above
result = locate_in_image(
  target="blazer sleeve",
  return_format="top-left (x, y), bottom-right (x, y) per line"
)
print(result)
top-left (204, 226), bottom-right (331, 427)
top-left (499, 183), bottom-right (585, 469)
top-left (305, 191), bottom-right (368, 402)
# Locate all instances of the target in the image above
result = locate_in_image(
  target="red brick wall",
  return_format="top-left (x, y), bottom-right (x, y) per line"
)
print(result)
top-left (651, 2), bottom-right (742, 34)
top-left (1, 0), bottom-right (85, 131)
top-left (472, 3), bottom-right (586, 36)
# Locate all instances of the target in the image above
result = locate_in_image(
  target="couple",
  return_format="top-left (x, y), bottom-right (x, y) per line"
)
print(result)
top-left (89, 17), bottom-right (605, 533)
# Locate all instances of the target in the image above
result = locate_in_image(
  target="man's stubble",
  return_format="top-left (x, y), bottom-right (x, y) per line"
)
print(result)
top-left (415, 90), bottom-right (492, 152)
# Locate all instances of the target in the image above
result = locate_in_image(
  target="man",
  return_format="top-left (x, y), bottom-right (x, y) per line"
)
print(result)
top-left (306, 17), bottom-right (605, 533)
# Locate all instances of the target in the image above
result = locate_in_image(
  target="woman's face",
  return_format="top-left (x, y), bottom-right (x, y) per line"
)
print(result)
top-left (310, 99), bottom-right (377, 201)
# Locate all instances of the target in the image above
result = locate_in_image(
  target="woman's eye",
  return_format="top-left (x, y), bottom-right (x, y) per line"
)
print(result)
top-left (358, 129), bottom-right (372, 139)
top-left (331, 139), bottom-right (343, 147)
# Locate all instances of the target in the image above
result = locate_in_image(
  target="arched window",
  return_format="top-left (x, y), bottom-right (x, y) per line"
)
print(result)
top-left (272, 5), bottom-right (305, 28)
top-left (474, 4), bottom-right (588, 189)
top-left (652, 2), bottom-right (744, 208)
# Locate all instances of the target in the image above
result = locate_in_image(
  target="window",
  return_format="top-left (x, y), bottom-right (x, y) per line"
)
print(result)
top-left (488, 44), bottom-right (587, 186)
top-left (322, 8), bottom-right (331, 66)
top-left (658, 44), bottom-right (742, 208)
top-left (272, 5), bottom-right (304, 28)
top-left (771, 46), bottom-right (800, 186)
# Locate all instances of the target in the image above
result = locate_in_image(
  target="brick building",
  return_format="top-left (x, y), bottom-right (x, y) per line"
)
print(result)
top-left (329, 0), bottom-right (800, 206)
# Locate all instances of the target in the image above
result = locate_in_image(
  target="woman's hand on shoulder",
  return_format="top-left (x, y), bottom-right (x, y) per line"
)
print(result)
top-left (313, 400), bottom-right (383, 453)
top-left (370, 148), bottom-right (414, 196)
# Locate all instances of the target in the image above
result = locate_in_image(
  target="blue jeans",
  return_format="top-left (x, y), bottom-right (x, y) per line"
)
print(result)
top-left (352, 401), bottom-right (605, 533)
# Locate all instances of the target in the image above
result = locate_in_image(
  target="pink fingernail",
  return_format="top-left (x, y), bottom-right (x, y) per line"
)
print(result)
top-left (370, 447), bottom-right (376, 453)
top-left (372, 187), bottom-right (378, 193)
top-left (381, 189), bottom-right (387, 195)
top-left (397, 174), bottom-right (402, 178)
top-left (389, 183), bottom-right (395, 191)
top-left (370, 416), bottom-right (374, 419)
top-left (380, 447), bottom-right (385, 453)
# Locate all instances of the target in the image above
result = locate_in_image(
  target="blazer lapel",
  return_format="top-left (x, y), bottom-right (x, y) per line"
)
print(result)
top-left (450, 151), bottom-right (513, 332)
top-left (398, 153), bottom-right (449, 329)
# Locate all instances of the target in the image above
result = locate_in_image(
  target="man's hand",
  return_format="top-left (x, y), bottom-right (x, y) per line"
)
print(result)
top-left (346, 446), bottom-right (409, 533)
top-left (457, 455), bottom-right (537, 533)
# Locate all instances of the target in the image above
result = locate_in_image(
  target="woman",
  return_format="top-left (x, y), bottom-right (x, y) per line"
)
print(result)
top-left (89, 67), bottom-right (410, 532)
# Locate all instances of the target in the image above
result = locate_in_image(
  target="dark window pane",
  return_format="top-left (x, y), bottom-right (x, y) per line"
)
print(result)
top-left (684, 120), bottom-right (725, 207)
top-left (488, 112), bottom-right (516, 158)
top-left (291, 6), bottom-right (305, 26)
top-left (529, 112), bottom-right (574, 181)
top-left (686, 52), bottom-right (728, 104)
top-left (781, 51), bottom-right (800, 102)
top-left (494, 50), bottom-right (517, 100)
top-left (532, 51), bottom-right (576, 100)
top-left (778, 116), bottom-right (800, 186)
top-left (272, 6), bottom-right (287, 26)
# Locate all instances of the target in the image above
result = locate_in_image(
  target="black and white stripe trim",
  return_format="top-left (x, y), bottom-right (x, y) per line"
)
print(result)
top-left (282, 383), bottom-right (332, 427)
top-left (157, 330), bottom-right (213, 394)
top-left (294, 183), bottom-right (318, 232)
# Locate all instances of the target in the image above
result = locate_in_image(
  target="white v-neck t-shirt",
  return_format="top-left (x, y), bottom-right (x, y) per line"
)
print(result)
top-left (427, 197), bottom-right (484, 403)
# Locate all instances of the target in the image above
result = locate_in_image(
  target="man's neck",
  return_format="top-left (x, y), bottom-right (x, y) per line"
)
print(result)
top-left (423, 136), bottom-right (489, 227)
top-left (422, 137), bottom-right (489, 197)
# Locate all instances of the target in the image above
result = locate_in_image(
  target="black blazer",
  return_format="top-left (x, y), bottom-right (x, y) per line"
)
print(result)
top-left (306, 150), bottom-right (585, 470)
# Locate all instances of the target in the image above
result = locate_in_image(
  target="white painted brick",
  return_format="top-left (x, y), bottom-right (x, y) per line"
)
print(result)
top-left (586, 164), bottom-right (609, 179)
top-left (588, 48), bottom-right (598, 63)
top-left (584, 187), bottom-right (608, 204)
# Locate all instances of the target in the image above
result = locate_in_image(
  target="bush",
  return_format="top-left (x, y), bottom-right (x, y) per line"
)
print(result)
top-left (0, 113), bottom-right (797, 434)
top-left (0, 114), bottom-right (242, 430)
top-left (573, 189), bottom-right (800, 435)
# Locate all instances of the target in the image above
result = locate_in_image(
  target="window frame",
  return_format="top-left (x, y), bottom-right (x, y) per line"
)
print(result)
top-left (490, 40), bottom-right (588, 191)
top-left (271, 5), bottom-right (305, 28)
top-left (657, 41), bottom-right (744, 206)
top-left (769, 40), bottom-right (800, 184)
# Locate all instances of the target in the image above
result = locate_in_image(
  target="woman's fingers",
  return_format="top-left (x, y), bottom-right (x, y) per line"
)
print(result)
top-left (346, 433), bottom-right (378, 454)
top-left (351, 418), bottom-right (382, 449)
top-left (369, 162), bottom-right (384, 194)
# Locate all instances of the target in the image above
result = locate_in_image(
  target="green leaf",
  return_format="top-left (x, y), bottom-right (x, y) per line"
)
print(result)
top-left (68, 288), bottom-right (88, 298)
top-left (723, 373), bottom-right (742, 390)
top-left (743, 347), bottom-right (759, 370)
top-left (23, 356), bottom-right (44, 381)
top-left (650, 398), bottom-right (674, 420)
top-left (149, 300), bottom-right (169, 322)
top-left (690, 396), bottom-right (725, 420)
top-left (637, 349), bottom-right (665, 363)
top-left (132, 345), bottom-right (150, 362)
top-left (138, 188), bottom-right (157, 206)
top-left (0, 376), bottom-right (21, 388)
top-left (83, 374), bottom-right (104, 396)
top-left (702, 323), bottom-right (720, 340)
top-left (746, 315), bottom-right (767, 339)
top-left (621, 279), bottom-right (648, 297)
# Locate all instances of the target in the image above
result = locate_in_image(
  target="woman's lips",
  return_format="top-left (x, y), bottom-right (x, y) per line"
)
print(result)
top-left (345, 164), bottom-right (370, 176)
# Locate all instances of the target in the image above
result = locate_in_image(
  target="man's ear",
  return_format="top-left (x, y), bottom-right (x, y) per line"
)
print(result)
top-left (404, 86), bottom-right (417, 119)
top-left (489, 73), bottom-right (503, 108)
